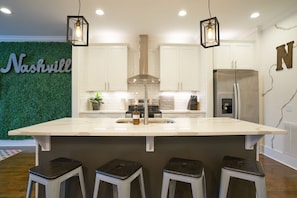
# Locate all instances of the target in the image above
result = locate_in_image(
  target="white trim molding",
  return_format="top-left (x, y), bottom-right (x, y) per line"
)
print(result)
top-left (0, 35), bottom-right (66, 42)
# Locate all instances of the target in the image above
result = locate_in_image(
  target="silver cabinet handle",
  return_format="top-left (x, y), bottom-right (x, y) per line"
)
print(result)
top-left (237, 83), bottom-right (241, 119)
top-left (233, 83), bottom-right (238, 119)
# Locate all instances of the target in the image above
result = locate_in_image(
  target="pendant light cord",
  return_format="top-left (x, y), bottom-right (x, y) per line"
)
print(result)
top-left (208, 0), bottom-right (212, 18)
top-left (77, 0), bottom-right (81, 16)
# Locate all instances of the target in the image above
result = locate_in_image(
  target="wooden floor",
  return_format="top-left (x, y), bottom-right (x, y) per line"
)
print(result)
top-left (1, 147), bottom-right (297, 198)
top-left (0, 147), bottom-right (36, 198)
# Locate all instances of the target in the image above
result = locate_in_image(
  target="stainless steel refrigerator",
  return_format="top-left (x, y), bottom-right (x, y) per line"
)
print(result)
top-left (213, 69), bottom-right (259, 123)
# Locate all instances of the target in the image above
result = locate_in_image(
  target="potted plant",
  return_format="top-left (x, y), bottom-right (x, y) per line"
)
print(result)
top-left (89, 92), bottom-right (104, 110)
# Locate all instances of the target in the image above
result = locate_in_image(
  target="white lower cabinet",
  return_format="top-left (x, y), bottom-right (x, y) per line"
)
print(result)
top-left (86, 45), bottom-right (128, 91)
top-left (160, 45), bottom-right (200, 91)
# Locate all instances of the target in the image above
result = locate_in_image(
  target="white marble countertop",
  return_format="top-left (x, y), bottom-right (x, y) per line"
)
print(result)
top-left (9, 117), bottom-right (286, 137)
top-left (8, 117), bottom-right (286, 152)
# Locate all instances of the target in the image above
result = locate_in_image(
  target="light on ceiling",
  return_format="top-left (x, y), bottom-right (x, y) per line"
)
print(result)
top-left (96, 9), bottom-right (104, 16)
top-left (200, 0), bottom-right (220, 48)
top-left (67, 0), bottom-right (89, 46)
top-left (0, 7), bottom-right (12, 15)
top-left (178, 10), bottom-right (187, 17)
top-left (250, 12), bottom-right (260, 19)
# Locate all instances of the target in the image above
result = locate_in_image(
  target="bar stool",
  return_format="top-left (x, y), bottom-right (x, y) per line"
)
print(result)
top-left (93, 159), bottom-right (146, 198)
top-left (219, 156), bottom-right (266, 198)
top-left (26, 157), bottom-right (86, 198)
top-left (161, 157), bottom-right (207, 198)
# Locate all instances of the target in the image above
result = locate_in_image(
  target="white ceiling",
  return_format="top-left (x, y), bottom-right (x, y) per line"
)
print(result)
top-left (1, 0), bottom-right (297, 43)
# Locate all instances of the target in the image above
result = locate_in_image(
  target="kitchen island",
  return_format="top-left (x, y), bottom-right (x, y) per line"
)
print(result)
top-left (9, 117), bottom-right (286, 198)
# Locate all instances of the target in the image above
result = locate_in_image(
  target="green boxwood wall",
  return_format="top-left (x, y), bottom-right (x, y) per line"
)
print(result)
top-left (0, 42), bottom-right (72, 140)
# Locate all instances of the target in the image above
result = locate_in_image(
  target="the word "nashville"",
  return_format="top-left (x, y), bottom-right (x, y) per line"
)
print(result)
top-left (0, 53), bottom-right (72, 74)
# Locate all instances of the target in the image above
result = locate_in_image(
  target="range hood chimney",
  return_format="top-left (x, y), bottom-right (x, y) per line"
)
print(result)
top-left (128, 35), bottom-right (160, 84)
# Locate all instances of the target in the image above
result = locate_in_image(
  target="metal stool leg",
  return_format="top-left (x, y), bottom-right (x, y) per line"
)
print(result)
top-left (78, 167), bottom-right (87, 198)
top-left (161, 172), bottom-right (170, 198)
top-left (168, 180), bottom-right (176, 198)
top-left (26, 175), bottom-right (33, 198)
top-left (46, 180), bottom-right (60, 198)
top-left (219, 169), bottom-right (230, 198)
top-left (93, 174), bottom-right (101, 198)
top-left (255, 177), bottom-right (267, 198)
top-left (138, 168), bottom-right (146, 198)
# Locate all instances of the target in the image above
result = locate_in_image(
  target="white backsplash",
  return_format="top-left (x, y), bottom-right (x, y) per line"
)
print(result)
top-left (80, 85), bottom-right (200, 111)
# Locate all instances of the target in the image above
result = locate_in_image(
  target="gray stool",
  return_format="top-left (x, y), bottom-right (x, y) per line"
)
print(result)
top-left (26, 157), bottom-right (86, 198)
top-left (93, 159), bottom-right (146, 198)
top-left (161, 157), bottom-right (207, 198)
top-left (219, 156), bottom-right (266, 198)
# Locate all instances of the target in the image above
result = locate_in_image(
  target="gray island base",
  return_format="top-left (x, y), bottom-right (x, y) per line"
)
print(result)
top-left (9, 118), bottom-right (286, 198)
top-left (38, 136), bottom-right (256, 198)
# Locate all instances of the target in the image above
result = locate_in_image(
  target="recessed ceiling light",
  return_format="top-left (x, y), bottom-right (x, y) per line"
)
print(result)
top-left (250, 12), bottom-right (260, 19)
top-left (0, 7), bottom-right (12, 15)
top-left (178, 10), bottom-right (187, 17)
top-left (96, 9), bottom-right (104, 16)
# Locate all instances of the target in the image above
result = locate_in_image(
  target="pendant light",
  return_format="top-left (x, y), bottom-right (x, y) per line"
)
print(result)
top-left (67, 0), bottom-right (89, 46)
top-left (200, 0), bottom-right (220, 48)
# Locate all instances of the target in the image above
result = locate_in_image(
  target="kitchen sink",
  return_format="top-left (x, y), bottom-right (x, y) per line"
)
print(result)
top-left (116, 118), bottom-right (175, 124)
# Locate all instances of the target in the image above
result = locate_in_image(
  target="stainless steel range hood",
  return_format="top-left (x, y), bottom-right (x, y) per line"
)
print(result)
top-left (128, 35), bottom-right (160, 84)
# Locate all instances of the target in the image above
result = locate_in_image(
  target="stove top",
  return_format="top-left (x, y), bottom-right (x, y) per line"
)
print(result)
top-left (126, 105), bottom-right (162, 118)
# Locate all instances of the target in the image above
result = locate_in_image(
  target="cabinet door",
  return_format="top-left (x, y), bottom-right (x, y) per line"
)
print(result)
top-left (160, 45), bottom-right (200, 91)
top-left (179, 47), bottom-right (200, 91)
top-left (86, 45), bottom-right (128, 91)
top-left (213, 44), bottom-right (232, 69)
top-left (232, 44), bottom-right (255, 69)
top-left (86, 46), bottom-right (107, 91)
top-left (107, 46), bottom-right (128, 91)
top-left (213, 42), bottom-right (256, 70)
top-left (160, 46), bottom-right (179, 91)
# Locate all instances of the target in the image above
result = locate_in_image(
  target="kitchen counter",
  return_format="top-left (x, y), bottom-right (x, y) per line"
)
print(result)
top-left (9, 117), bottom-right (285, 151)
top-left (9, 117), bottom-right (284, 137)
top-left (8, 117), bottom-right (286, 198)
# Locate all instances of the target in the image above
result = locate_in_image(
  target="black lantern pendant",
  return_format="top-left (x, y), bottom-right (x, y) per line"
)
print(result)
top-left (200, 17), bottom-right (220, 48)
top-left (67, 16), bottom-right (89, 46)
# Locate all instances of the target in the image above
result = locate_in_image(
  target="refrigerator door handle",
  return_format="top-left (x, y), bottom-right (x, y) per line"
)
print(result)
top-left (237, 83), bottom-right (241, 119)
top-left (233, 83), bottom-right (238, 119)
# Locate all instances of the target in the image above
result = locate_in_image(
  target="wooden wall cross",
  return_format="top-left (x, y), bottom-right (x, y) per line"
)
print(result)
top-left (276, 41), bottom-right (294, 71)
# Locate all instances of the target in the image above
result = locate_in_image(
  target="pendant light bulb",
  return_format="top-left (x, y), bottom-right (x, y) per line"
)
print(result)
top-left (75, 19), bottom-right (82, 38)
top-left (207, 22), bottom-right (213, 40)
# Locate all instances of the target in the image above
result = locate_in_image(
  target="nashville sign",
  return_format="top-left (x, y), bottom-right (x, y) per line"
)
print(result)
top-left (0, 53), bottom-right (71, 74)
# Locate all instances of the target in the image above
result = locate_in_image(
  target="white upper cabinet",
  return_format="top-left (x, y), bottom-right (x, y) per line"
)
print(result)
top-left (86, 45), bottom-right (128, 91)
top-left (160, 45), bottom-right (200, 91)
top-left (213, 42), bottom-right (256, 70)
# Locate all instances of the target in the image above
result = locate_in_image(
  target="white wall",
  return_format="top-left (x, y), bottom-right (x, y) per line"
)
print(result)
top-left (260, 12), bottom-right (297, 169)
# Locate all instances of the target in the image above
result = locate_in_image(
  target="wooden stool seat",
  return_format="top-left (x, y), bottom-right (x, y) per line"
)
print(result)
top-left (93, 159), bottom-right (146, 198)
top-left (219, 156), bottom-right (266, 198)
top-left (161, 157), bottom-right (207, 198)
top-left (26, 157), bottom-right (86, 198)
